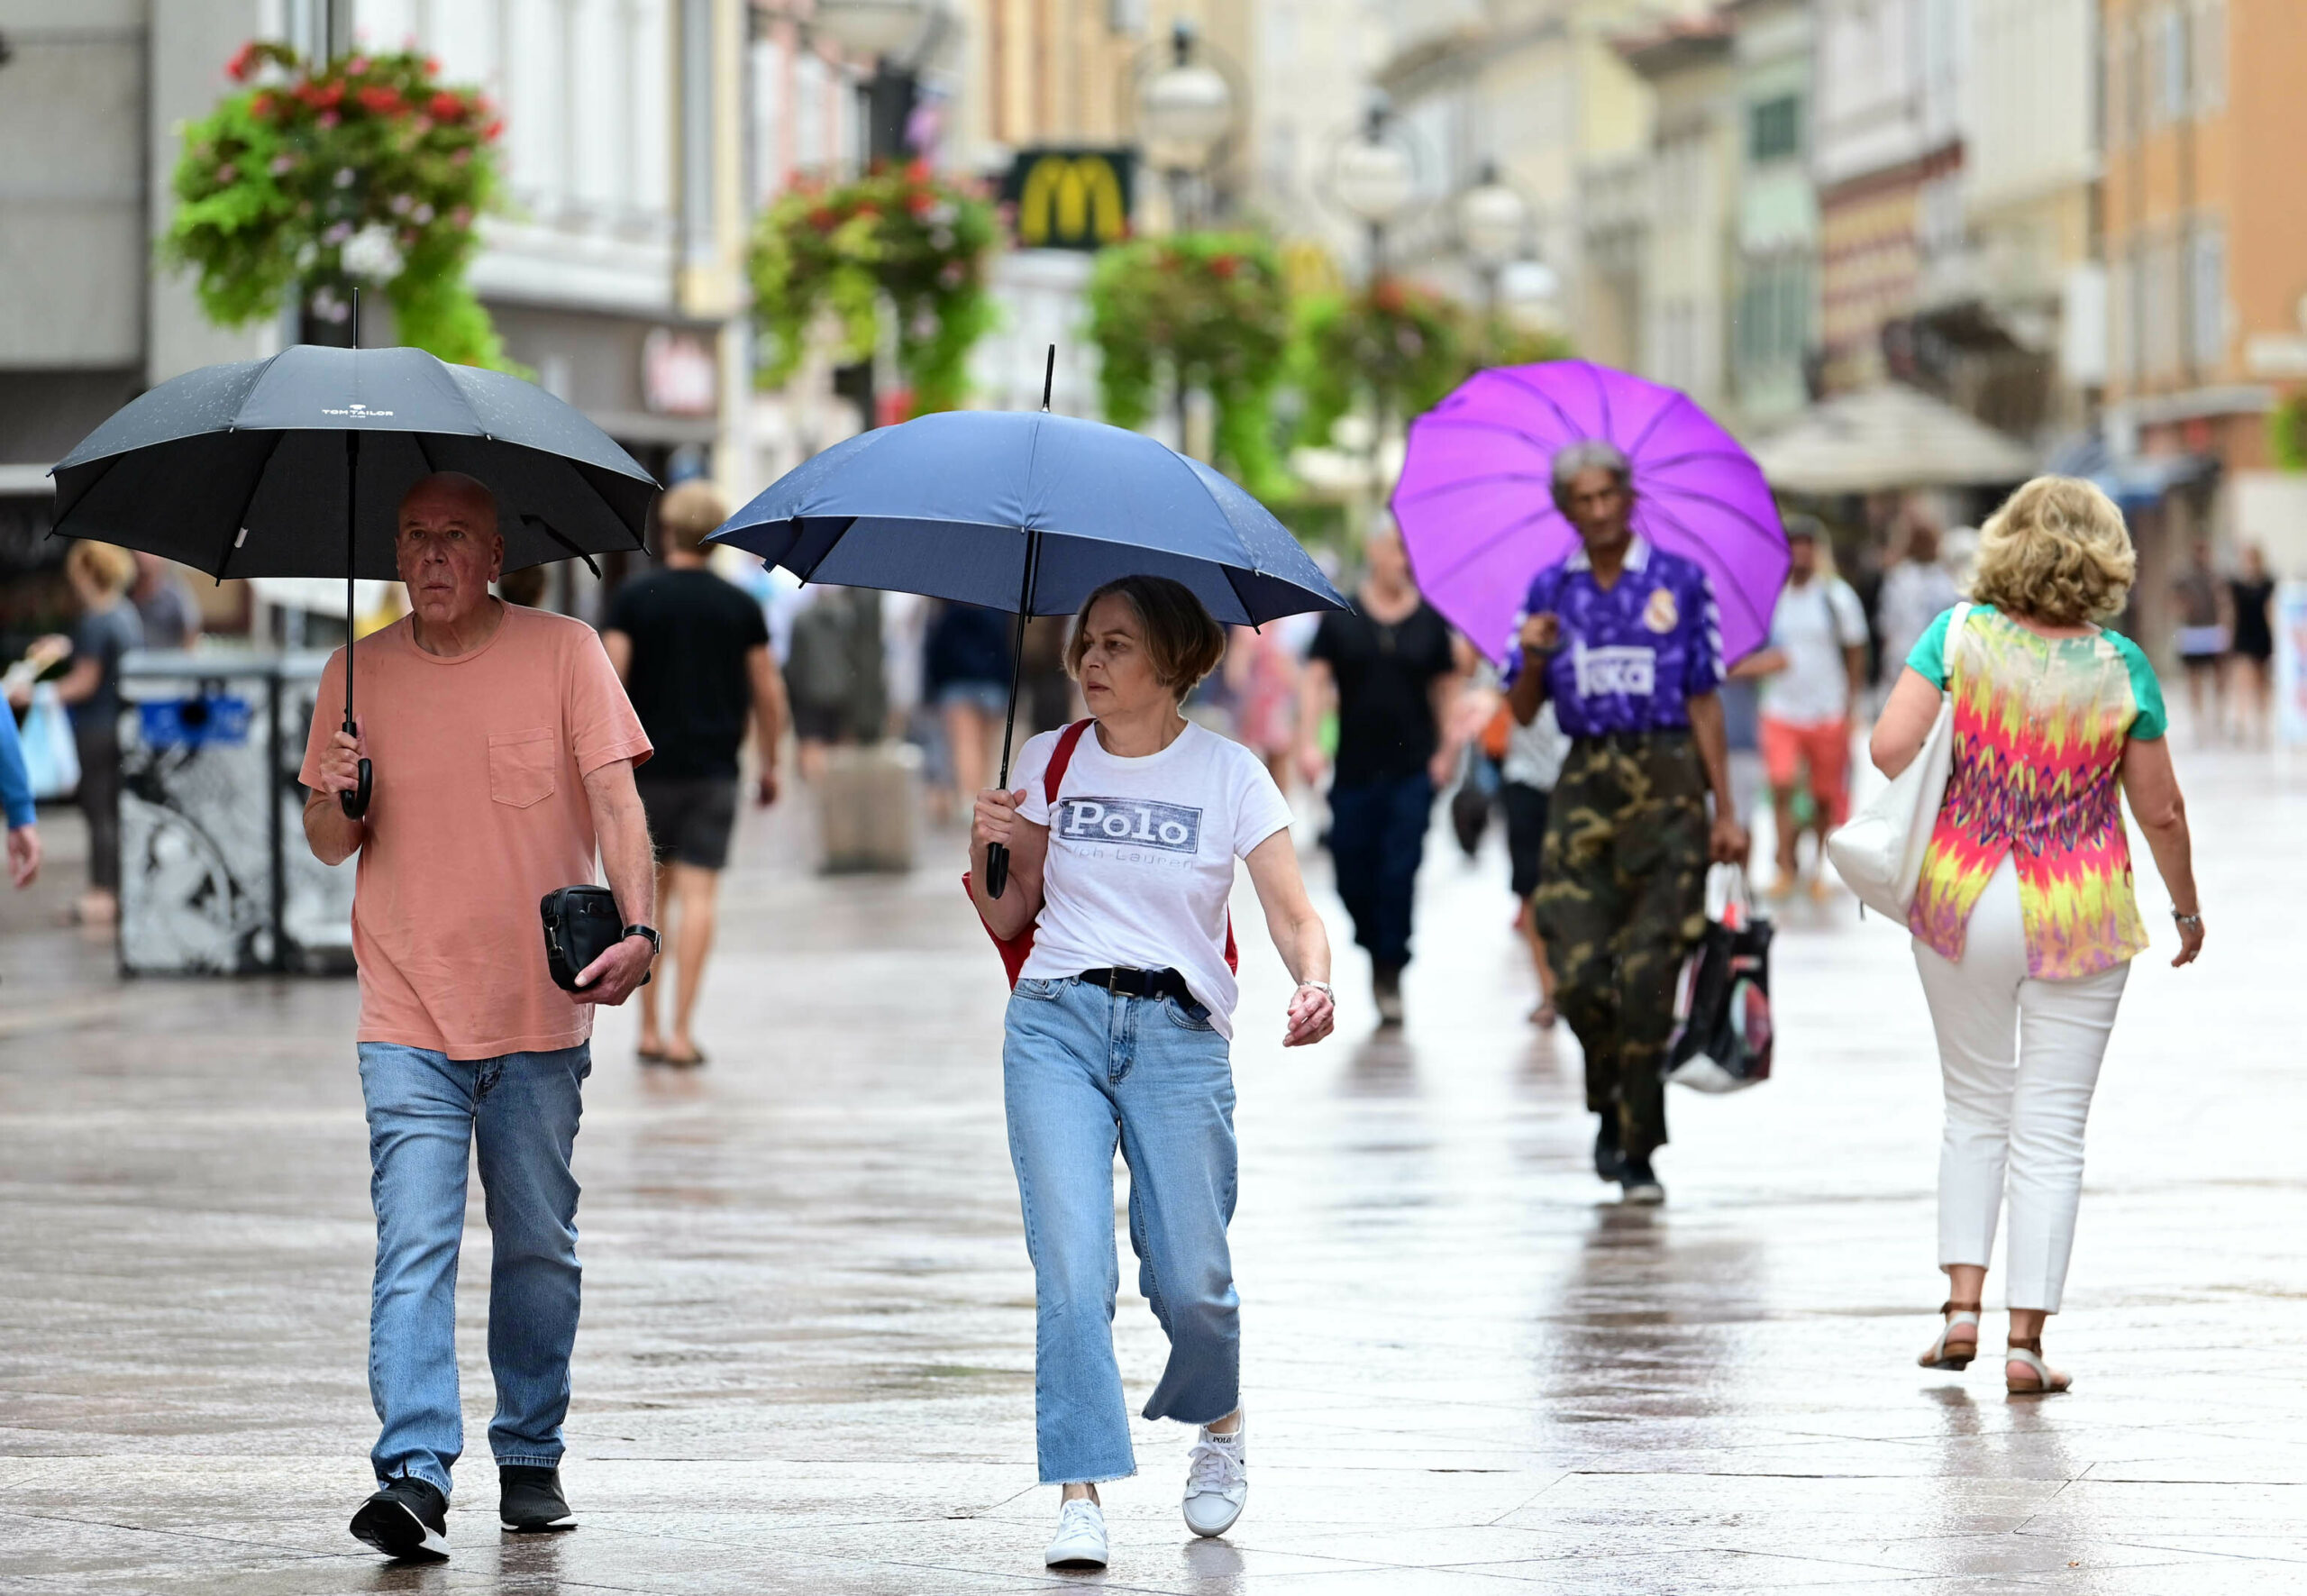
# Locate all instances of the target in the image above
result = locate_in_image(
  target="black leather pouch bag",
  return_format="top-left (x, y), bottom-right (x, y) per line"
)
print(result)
top-left (541, 885), bottom-right (643, 991)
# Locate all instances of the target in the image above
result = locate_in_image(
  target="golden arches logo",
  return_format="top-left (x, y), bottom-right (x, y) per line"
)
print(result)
top-left (1017, 156), bottom-right (1127, 248)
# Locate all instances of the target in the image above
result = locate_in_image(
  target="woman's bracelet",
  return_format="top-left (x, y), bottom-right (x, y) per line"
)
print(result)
top-left (2172, 908), bottom-right (2202, 929)
top-left (1296, 980), bottom-right (1335, 1001)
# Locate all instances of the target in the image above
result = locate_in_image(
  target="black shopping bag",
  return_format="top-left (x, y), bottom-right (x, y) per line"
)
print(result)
top-left (1664, 867), bottom-right (1774, 1093)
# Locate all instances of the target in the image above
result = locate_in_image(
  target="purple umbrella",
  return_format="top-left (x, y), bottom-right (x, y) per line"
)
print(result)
top-left (1391, 360), bottom-right (1788, 665)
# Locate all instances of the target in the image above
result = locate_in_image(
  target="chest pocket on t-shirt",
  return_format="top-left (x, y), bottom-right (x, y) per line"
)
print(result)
top-left (488, 726), bottom-right (559, 808)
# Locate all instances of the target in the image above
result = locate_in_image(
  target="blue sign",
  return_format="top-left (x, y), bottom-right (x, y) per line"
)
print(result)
top-left (141, 696), bottom-right (253, 750)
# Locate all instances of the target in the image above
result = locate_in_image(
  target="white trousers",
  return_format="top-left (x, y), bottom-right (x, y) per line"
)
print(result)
top-left (1912, 855), bottom-right (2129, 1312)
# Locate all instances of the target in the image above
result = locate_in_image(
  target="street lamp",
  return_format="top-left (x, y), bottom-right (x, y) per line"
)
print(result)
top-left (1328, 95), bottom-right (1418, 278)
top-left (809, 0), bottom-right (939, 167)
top-left (1456, 160), bottom-right (1531, 314)
top-left (1136, 21), bottom-right (1236, 230)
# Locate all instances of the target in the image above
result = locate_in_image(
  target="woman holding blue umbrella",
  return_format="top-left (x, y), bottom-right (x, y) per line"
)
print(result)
top-left (970, 575), bottom-right (1335, 1570)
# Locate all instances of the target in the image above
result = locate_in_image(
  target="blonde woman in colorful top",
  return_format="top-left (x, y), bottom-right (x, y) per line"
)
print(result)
top-left (1869, 476), bottom-right (2202, 1395)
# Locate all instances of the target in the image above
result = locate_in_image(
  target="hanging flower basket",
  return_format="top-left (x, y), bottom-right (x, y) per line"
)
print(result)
top-left (1085, 232), bottom-right (1292, 498)
top-left (164, 41), bottom-right (513, 369)
top-left (750, 162), bottom-right (998, 418)
top-left (1292, 281), bottom-right (1573, 448)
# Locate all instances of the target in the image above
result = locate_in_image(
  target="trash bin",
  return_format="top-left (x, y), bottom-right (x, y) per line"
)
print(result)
top-left (117, 650), bottom-right (354, 975)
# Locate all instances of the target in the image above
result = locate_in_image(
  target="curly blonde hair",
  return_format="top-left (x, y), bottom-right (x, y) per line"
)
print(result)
top-left (1966, 475), bottom-right (2136, 626)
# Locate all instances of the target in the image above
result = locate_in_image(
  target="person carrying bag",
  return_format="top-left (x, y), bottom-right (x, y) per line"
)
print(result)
top-left (1827, 602), bottom-right (1971, 919)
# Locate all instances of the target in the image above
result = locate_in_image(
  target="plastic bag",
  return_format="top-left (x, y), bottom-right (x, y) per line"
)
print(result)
top-left (1664, 865), bottom-right (1774, 1094)
top-left (20, 684), bottom-right (79, 800)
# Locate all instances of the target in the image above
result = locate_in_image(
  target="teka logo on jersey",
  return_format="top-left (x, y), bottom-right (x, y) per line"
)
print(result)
top-left (1057, 796), bottom-right (1202, 854)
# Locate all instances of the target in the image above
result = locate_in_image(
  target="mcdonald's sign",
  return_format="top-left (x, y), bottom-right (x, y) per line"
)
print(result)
top-left (1001, 148), bottom-right (1136, 251)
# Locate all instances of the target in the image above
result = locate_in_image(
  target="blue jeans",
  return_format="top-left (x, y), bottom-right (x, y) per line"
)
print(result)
top-left (1003, 976), bottom-right (1239, 1484)
top-left (357, 1042), bottom-right (590, 1496)
top-left (1326, 771), bottom-right (1435, 969)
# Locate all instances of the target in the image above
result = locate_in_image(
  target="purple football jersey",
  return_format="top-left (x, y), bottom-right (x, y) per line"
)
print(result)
top-left (1503, 539), bottom-right (1724, 738)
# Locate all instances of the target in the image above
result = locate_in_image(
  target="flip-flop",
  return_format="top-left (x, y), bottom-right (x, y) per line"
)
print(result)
top-left (637, 1044), bottom-right (669, 1063)
top-left (665, 1044), bottom-right (708, 1067)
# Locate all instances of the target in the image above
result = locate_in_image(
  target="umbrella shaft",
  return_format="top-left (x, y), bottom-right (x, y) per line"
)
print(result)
top-left (994, 526), bottom-right (1042, 791)
top-left (343, 430), bottom-right (359, 728)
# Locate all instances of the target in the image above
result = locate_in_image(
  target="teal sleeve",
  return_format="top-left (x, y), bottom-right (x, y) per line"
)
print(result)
top-left (1904, 607), bottom-right (1956, 689)
top-left (2110, 632), bottom-right (2168, 740)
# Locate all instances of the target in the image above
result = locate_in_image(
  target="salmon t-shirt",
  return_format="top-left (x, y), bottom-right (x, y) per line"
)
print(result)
top-left (299, 606), bottom-right (652, 1060)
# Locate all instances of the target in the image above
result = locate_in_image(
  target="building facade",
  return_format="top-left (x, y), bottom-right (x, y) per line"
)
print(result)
top-left (1728, 0), bottom-right (1817, 428)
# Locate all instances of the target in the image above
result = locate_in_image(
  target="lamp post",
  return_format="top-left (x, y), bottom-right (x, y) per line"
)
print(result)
top-left (1327, 94), bottom-right (1418, 280)
top-left (1135, 20), bottom-right (1236, 232)
top-left (1456, 160), bottom-right (1530, 316)
top-left (810, 0), bottom-right (938, 165)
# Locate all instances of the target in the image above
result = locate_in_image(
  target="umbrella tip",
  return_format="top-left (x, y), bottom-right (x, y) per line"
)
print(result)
top-left (1041, 345), bottom-right (1055, 413)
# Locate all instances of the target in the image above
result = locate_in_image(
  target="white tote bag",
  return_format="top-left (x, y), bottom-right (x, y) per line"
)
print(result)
top-left (1826, 602), bottom-right (1970, 922)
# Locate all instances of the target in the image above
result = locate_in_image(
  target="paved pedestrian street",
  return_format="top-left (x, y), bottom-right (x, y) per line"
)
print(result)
top-left (3, 749), bottom-right (2304, 1594)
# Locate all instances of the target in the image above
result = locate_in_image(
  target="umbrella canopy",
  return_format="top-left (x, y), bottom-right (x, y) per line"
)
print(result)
top-left (50, 343), bottom-right (657, 579)
top-left (1748, 382), bottom-right (2037, 496)
top-left (1391, 360), bottom-right (1789, 665)
top-left (706, 408), bottom-right (1346, 626)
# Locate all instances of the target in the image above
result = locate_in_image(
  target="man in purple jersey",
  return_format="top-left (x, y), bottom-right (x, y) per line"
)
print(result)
top-left (1506, 441), bottom-right (1749, 1205)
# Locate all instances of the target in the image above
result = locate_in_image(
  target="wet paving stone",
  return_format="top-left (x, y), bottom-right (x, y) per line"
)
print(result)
top-left (3, 748), bottom-right (2303, 1591)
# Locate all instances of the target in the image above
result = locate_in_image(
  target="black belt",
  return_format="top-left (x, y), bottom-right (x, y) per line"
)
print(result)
top-left (1073, 966), bottom-right (1191, 1001)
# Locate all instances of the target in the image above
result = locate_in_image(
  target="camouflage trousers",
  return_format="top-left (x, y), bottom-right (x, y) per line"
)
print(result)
top-left (1531, 734), bottom-right (1710, 1162)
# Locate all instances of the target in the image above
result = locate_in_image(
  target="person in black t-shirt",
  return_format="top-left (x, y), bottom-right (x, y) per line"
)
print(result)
top-left (603, 482), bottom-right (788, 1066)
top-left (1296, 527), bottom-right (1470, 1026)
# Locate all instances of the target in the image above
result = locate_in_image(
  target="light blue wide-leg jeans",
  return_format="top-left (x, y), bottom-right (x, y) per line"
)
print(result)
top-left (357, 1041), bottom-right (589, 1496)
top-left (1002, 976), bottom-right (1240, 1485)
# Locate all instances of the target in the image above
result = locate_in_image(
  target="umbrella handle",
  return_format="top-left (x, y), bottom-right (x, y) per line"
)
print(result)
top-left (338, 714), bottom-right (372, 819)
top-left (984, 841), bottom-right (1011, 899)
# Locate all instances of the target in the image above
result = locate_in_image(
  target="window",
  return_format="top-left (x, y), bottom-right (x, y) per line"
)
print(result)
top-left (2157, 5), bottom-right (2190, 123)
top-left (1749, 94), bottom-right (1801, 163)
top-left (2193, 0), bottom-right (2226, 115)
top-left (2190, 222), bottom-right (2228, 371)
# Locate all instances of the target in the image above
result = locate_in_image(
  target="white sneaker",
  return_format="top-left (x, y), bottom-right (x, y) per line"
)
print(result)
top-left (1044, 1498), bottom-right (1108, 1569)
top-left (1181, 1420), bottom-right (1247, 1538)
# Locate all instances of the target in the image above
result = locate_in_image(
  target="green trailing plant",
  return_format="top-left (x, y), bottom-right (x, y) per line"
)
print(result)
top-left (1085, 232), bottom-right (1293, 498)
top-left (164, 40), bottom-right (513, 368)
top-left (2270, 390), bottom-right (2307, 473)
top-left (750, 162), bottom-right (998, 417)
top-left (1290, 282), bottom-right (1576, 448)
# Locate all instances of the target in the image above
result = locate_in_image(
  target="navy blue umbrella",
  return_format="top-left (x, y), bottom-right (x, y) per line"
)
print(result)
top-left (708, 353), bottom-right (1346, 894)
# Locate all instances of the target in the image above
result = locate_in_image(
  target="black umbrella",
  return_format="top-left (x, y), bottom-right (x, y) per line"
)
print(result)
top-left (50, 325), bottom-right (657, 817)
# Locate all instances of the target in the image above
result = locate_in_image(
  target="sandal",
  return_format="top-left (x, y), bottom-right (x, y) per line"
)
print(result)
top-left (1917, 1300), bottom-right (1982, 1370)
top-left (2004, 1338), bottom-right (2071, 1395)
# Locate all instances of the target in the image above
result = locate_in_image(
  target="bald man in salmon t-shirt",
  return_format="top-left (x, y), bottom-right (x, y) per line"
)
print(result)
top-left (302, 472), bottom-right (656, 1563)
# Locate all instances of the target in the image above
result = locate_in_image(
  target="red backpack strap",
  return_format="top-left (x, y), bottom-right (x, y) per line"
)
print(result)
top-left (1042, 718), bottom-right (1093, 808)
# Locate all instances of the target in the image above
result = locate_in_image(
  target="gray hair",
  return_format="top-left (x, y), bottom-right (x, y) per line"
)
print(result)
top-left (1549, 440), bottom-right (1633, 509)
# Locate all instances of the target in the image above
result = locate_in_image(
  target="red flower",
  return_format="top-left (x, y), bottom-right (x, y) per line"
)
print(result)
top-left (1371, 278), bottom-right (1406, 314)
top-left (347, 56), bottom-right (369, 75)
top-left (905, 159), bottom-right (931, 184)
top-left (424, 56), bottom-right (442, 77)
top-left (429, 91), bottom-right (465, 122)
top-left (250, 90), bottom-right (276, 120)
top-left (357, 85), bottom-right (403, 114)
top-left (853, 204), bottom-right (880, 221)
top-left (314, 79), bottom-right (345, 108)
top-left (480, 118), bottom-right (504, 141)
top-left (226, 41), bottom-right (262, 81)
top-left (807, 206), bottom-right (838, 230)
top-left (906, 190), bottom-right (934, 215)
top-left (1209, 254), bottom-right (1239, 279)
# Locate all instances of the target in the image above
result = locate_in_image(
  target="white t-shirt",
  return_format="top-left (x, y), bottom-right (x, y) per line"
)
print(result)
top-left (1016, 720), bottom-right (1293, 1039)
top-left (1761, 576), bottom-right (1868, 726)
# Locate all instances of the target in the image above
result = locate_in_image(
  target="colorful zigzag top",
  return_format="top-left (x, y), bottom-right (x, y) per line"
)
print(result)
top-left (1904, 605), bottom-right (2168, 980)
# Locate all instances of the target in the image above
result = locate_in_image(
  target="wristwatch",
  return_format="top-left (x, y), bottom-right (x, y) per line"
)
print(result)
top-left (1297, 980), bottom-right (1336, 1001)
top-left (624, 924), bottom-right (661, 957)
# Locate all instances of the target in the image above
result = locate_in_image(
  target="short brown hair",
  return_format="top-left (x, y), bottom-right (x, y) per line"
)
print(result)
top-left (1065, 575), bottom-right (1226, 697)
top-left (66, 541), bottom-right (135, 598)
top-left (1966, 475), bottom-right (2136, 626)
top-left (658, 480), bottom-right (729, 554)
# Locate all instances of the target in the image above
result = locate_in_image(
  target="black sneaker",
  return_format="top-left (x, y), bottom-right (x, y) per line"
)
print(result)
top-left (498, 1464), bottom-right (576, 1534)
top-left (1372, 963), bottom-right (1405, 1026)
top-left (350, 1476), bottom-right (449, 1562)
top-left (1592, 1113), bottom-right (1625, 1182)
top-left (1619, 1156), bottom-right (1665, 1206)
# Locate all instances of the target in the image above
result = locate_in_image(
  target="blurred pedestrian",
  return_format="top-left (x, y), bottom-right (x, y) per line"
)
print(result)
top-left (2171, 539), bottom-right (2229, 738)
top-left (1506, 442), bottom-right (1747, 1206)
top-left (301, 473), bottom-right (657, 1560)
top-left (1874, 476), bottom-right (2201, 1396)
top-left (968, 575), bottom-right (1335, 1572)
top-left (0, 699), bottom-right (40, 889)
top-left (2227, 544), bottom-right (2275, 746)
top-left (33, 543), bottom-right (141, 925)
top-left (1226, 624), bottom-right (1299, 790)
top-left (1757, 518), bottom-right (1868, 899)
top-left (1297, 528), bottom-right (1469, 1026)
top-left (927, 600), bottom-right (1015, 816)
top-left (1500, 697), bottom-right (1569, 1026)
top-left (497, 565), bottom-right (550, 607)
top-left (1875, 509), bottom-right (1960, 693)
top-left (604, 482), bottom-right (788, 1067)
top-left (785, 587), bottom-right (885, 782)
top-left (130, 551), bottom-right (201, 651)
